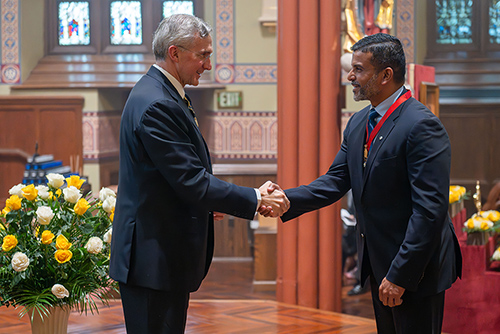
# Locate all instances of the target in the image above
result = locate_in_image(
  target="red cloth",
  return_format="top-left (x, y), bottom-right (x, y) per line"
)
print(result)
top-left (443, 236), bottom-right (500, 333)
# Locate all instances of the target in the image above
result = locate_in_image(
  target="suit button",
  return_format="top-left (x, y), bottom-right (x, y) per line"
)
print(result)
top-left (360, 233), bottom-right (365, 238)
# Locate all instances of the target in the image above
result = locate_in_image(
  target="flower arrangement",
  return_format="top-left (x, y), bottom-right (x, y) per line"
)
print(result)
top-left (492, 246), bottom-right (500, 261)
top-left (449, 185), bottom-right (467, 204)
top-left (463, 210), bottom-right (500, 233)
top-left (0, 174), bottom-right (117, 320)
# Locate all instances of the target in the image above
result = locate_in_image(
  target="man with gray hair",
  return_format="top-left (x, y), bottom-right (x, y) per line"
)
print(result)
top-left (109, 14), bottom-right (289, 333)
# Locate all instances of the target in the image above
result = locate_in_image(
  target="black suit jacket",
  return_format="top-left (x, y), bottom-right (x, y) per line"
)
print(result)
top-left (109, 66), bottom-right (257, 292)
top-left (282, 90), bottom-right (462, 296)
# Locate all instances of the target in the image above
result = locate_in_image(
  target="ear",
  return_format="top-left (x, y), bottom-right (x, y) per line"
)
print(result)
top-left (167, 45), bottom-right (180, 63)
top-left (380, 67), bottom-right (394, 85)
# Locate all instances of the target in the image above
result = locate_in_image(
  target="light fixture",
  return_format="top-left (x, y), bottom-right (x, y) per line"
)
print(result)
top-left (259, 0), bottom-right (277, 32)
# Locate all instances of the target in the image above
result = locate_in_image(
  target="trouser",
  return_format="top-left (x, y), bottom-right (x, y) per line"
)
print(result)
top-left (119, 282), bottom-right (190, 334)
top-left (369, 275), bottom-right (445, 334)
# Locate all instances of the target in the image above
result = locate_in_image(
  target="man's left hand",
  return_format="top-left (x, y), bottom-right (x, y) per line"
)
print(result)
top-left (379, 277), bottom-right (405, 307)
top-left (213, 212), bottom-right (225, 221)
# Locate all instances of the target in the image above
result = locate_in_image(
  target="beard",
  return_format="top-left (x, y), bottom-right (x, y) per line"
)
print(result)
top-left (353, 74), bottom-right (381, 101)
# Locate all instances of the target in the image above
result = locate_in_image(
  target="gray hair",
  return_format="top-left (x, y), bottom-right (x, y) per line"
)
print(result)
top-left (152, 14), bottom-right (212, 61)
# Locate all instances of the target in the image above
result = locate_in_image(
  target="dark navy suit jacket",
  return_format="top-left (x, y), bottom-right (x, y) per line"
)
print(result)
top-left (110, 66), bottom-right (257, 292)
top-left (282, 89), bottom-right (462, 296)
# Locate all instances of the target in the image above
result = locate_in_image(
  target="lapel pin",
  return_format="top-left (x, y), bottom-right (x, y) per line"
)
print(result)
top-left (379, 136), bottom-right (383, 140)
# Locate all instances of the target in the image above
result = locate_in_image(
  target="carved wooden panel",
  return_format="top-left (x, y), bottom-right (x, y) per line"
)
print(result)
top-left (0, 96), bottom-right (83, 202)
top-left (214, 174), bottom-right (276, 257)
top-left (440, 99), bottom-right (500, 215)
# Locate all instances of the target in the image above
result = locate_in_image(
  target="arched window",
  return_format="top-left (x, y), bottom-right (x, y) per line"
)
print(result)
top-left (47, 0), bottom-right (199, 55)
top-left (428, 0), bottom-right (500, 57)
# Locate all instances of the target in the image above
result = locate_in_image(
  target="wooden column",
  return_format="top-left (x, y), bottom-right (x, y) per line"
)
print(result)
top-left (277, 0), bottom-right (343, 311)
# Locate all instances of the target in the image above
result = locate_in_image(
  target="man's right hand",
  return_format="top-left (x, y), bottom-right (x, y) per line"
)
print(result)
top-left (257, 181), bottom-right (289, 217)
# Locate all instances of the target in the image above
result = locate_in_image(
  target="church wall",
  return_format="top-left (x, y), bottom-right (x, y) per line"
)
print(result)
top-left (208, 0), bottom-right (278, 166)
top-left (20, 0), bottom-right (44, 83)
top-left (414, 0), bottom-right (427, 64)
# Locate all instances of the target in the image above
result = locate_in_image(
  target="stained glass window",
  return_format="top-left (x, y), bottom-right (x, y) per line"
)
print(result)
top-left (163, 1), bottom-right (194, 18)
top-left (490, 0), bottom-right (500, 44)
top-left (436, 0), bottom-right (473, 44)
top-left (110, 1), bottom-right (142, 45)
top-left (58, 1), bottom-right (90, 46)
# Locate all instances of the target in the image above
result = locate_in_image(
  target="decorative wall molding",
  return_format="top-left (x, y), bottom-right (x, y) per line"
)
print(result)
top-left (1, 0), bottom-right (20, 84)
top-left (207, 110), bottom-right (277, 160)
top-left (396, 0), bottom-right (415, 64)
top-left (82, 111), bottom-right (121, 161)
top-left (214, 0), bottom-right (277, 84)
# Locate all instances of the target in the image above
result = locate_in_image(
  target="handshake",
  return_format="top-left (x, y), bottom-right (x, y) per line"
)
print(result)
top-left (257, 181), bottom-right (290, 217)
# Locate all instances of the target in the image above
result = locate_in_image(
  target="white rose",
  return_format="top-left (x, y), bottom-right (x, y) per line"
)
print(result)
top-left (51, 284), bottom-right (70, 299)
top-left (103, 228), bottom-right (112, 244)
top-left (36, 185), bottom-right (50, 200)
top-left (46, 173), bottom-right (65, 189)
top-left (36, 206), bottom-right (54, 225)
top-left (85, 237), bottom-right (103, 254)
top-left (102, 196), bottom-right (116, 213)
top-left (63, 186), bottom-right (82, 204)
top-left (99, 187), bottom-right (116, 202)
top-left (11, 252), bottom-right (30, 272)
top-left (9, 184), bottom-right (25, 197)
top-left (493, 248), bottom-right (500, 261)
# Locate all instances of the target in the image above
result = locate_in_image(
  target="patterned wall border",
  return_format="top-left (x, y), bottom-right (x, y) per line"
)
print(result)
top-left (82, 111), bottom-right (121, 161)
top-left (396, 0), bottom-right (415, 64)
top-left (207, 110), bottom-right (277, 160)
top-left (1, 0), bottom-right (20, 84)
top-left (214, 0), bottom-right (277, 84)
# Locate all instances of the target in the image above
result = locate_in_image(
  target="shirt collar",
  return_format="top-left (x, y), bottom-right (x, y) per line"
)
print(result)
top-left (371, 86), bottom-right (405, 118)
top-left (153, 64), bottom-right (185, 99)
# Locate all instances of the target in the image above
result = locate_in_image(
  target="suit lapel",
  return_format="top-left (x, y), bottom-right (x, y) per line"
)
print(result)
top-left (348, 108), bottom-right (369, 194)
top-left (362, 98), bottom-right (409, 186)
top-left (147, 66), bottom-right (213, 173)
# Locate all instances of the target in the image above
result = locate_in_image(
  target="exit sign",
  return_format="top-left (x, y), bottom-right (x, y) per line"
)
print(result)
top-left (217, 91), bottom-right (242, 109)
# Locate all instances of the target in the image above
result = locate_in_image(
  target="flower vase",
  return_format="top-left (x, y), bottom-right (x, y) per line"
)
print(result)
top-left (30, 306), bottom-right (71, 334)
top-left (466, 231), bottom-right (488, 246)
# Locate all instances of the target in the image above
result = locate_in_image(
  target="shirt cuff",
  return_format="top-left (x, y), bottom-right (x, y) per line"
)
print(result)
top-left (254, 188), bottom-right (262, 212)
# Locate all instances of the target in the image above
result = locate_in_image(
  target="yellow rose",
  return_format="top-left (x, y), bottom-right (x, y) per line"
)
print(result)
top-left (54, 249), bottom-right (73, 263)
top-left (55, 234), bottom-right (72, 250)
top-left (110, 207), bottom-right (115, 222)
top-left (2, 235), bottom-right (18, 251)
top-left (22, 184), bottom-right (38, 201)
top-left (41, 230), bottom-right (55, 245)
top-left (480, 220), bottom-right (491, 230)
top-left (74, 198), bottom-right (90, 216)
top-left (466, 218), bottom-right (475, 230)
top-left (487, 210), bottom-right (500, 222)
top-left (449, 185), bottom-right (467, 203)
top-left (55, 189), bottom-right (62, 197)
top-left (449, 192), bottom-right (459, 203)
top-left (66, 175), bottom-right (86, 190)
top-left (2, 207), bottom-right (11, 215)
top-left (5, 195), bottom-right (22, 211)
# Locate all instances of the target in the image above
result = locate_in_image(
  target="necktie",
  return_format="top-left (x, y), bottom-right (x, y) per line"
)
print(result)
top-left (367, 108), bottom-right (378, 137)
top-left (183, 96), bottom-right (199, 127)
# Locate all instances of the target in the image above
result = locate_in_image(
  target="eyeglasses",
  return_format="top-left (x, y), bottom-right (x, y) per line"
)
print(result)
top-left (177, 45), bottom-right (212, 62)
